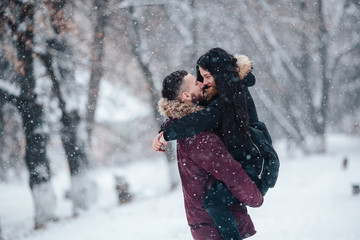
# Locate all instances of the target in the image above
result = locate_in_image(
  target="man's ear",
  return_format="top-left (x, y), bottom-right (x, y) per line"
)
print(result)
top-left (181, 91), bottom-right (191, 102)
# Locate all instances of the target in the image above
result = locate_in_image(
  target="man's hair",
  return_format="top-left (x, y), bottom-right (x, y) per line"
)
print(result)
top-left (161, 70), bottom-right (188, 100)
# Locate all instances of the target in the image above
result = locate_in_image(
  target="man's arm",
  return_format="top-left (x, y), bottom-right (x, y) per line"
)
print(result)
top-left (186, 132), bottom-right (263, 207)
top-left (163, 99), bottom-right (222, 141)
top-left (153, 100), bottom-right (221, 152)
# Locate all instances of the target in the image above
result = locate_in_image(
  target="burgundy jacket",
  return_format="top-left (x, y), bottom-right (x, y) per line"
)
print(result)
top-left (177, 132), bottom-right (263, 239)
top-left (158, 98), bottom-right (263, 239)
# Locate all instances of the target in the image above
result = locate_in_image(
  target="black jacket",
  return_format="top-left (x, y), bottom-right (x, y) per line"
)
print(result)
top-left (161, 73), bottom-right (279, 195)
top-left (162, 74), bottom-right (263, 176)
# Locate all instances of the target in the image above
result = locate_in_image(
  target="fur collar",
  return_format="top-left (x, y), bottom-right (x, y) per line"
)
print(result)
top-left (235, 54), bottom-right (253, 80)
top-left (158, 98), bottom-right (204, 119)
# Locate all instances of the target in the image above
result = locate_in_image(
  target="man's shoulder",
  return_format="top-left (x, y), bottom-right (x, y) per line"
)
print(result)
top-left (181, 131), bottom-right (222, 147)
top-left (179, 131), bottom-right (225, 161)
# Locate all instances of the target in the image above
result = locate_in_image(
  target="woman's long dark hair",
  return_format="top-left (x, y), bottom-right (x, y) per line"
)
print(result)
top-left (196, 48), bottom-right (251, 149)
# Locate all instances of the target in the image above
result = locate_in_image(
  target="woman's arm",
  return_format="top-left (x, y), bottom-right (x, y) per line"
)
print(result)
top-left (163, 99), bottom-right (222, 141)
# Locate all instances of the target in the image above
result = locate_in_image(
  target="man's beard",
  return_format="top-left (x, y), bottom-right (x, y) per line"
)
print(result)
top-left (203, 86), bottom-right (218, 102)
top-left (191, 93), bottom-right (210, 106)
top-left (193, 86), bottom-right (218, 106)
top-left (190, 85), bottom-right (218, 106)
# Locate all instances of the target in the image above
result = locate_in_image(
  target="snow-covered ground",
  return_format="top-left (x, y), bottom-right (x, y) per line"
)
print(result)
top-left (1, 134), bottom-right (359, 240)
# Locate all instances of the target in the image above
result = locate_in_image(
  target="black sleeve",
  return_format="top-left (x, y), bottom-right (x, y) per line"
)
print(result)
top-left (163, 99), bottom-right (222, 141)
top-left (244, 87), bottom-right (259, 122)
top-left (243, 72), bottom-right (259, 122)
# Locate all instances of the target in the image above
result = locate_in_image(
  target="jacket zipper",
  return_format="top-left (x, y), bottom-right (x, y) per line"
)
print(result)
top-left (252, 143), bottom-right (265, 179)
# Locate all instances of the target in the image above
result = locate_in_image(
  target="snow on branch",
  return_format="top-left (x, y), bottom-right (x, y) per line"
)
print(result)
top-left (330, 41), bottom-right (360, 74)
top-left (116, 0), bottom-right (181, 10)
top-left (256, 90), bottom-right (303, 141)
top-left (329, 0), bottom-right (350, 34)
top-left (262, 23), bottom-right (303, 82)
top-left (0, 81), bottom-right (20, 97)
top-left (241, 2), bottom-right (290, 87)
top-left (165, 5), bottom-right (194, 45)
top-left (341, 77), bottom-right (360, 92)
top-left (256, 0), bottom-right (299, 26)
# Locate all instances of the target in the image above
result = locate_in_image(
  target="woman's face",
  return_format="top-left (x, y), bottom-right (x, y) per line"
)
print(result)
top-left (199, 66), bottom-right (216, 88)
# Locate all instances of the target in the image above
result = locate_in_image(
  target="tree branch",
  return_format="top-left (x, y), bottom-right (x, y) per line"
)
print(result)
top-left (331, 41), bottom-right (360, 75)
top-left (256, 90), bottom-right (305, 143)
top-left (37, 52), bottom-right (66, 113)
top-left (0, 87), bottom-right (20, 106)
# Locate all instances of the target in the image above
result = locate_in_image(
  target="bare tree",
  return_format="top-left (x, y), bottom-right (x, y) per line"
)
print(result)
top-left (86, 0), bottom-right (109, 144)
top-left (238, 0), bottom-right (360, 152)
top-left (37, 0), bottom-right (97, 214)
top-left (125, 4), bottom-right (179, 189)
top-left (0, 101), bottom-right (8, 182)
top-left (94, 0), bottom-right (200, 189)
top-left (0, 1), bottom-right (56, 228)
top-left (0, 101), bottom-right (24, 182)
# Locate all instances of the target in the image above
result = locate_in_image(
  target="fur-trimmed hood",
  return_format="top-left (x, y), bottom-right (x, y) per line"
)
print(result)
top-left (158, 98), bottom-right (204, 119)
top-left (235, 54), bottom-right (253, 80)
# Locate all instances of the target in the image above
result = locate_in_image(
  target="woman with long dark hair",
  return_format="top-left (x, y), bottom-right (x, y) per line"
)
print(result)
top-left (196, 48), bottom-right (262, 240)
top-left (196, 48), bottom-right (254, 159)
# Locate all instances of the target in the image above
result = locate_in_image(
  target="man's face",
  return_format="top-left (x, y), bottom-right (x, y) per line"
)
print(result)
top-left (199, 66), bottom-right (216, 88)
top-left (181, 74), bottom-right (204, 104)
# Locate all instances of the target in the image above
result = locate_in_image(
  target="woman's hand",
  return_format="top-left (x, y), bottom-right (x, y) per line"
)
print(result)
top-left (152, 131), bottom-right (168, 152)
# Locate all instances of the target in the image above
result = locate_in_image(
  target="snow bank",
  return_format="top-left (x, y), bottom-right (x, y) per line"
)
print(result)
top-left (1, 134), bottom-right (359, 240)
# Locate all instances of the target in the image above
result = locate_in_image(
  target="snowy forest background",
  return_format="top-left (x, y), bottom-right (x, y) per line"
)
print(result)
top-left (0, 0), bottom-right (359, 239)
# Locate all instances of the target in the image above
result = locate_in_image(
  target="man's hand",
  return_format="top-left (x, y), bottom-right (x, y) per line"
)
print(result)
top-left (152, 131), bottom-right (168, 152)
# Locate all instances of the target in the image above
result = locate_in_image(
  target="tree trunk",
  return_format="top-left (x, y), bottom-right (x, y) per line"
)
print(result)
top-left (86, 0), bottom-right (109, 145)
top-left (39, 50), bottom-right (95, 214)
top-left (61, 110), bottom-right (95, 213)
top-left (41, 1), bottom-right (97, 214)
top-left (0, 102), bottom-right (23, 181)
top-left (19, 54), bottom-right (57, 230)
top-left (0, 102), bottom-right (6, 182)
top-left (0, 2), bottom-right (57, 228)
top-left (0, 217), bottom-right (3, 240)
top-left (312, 0), bottom-right (330, 152)
top-left (189, 0), bottom-right (199, 65)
